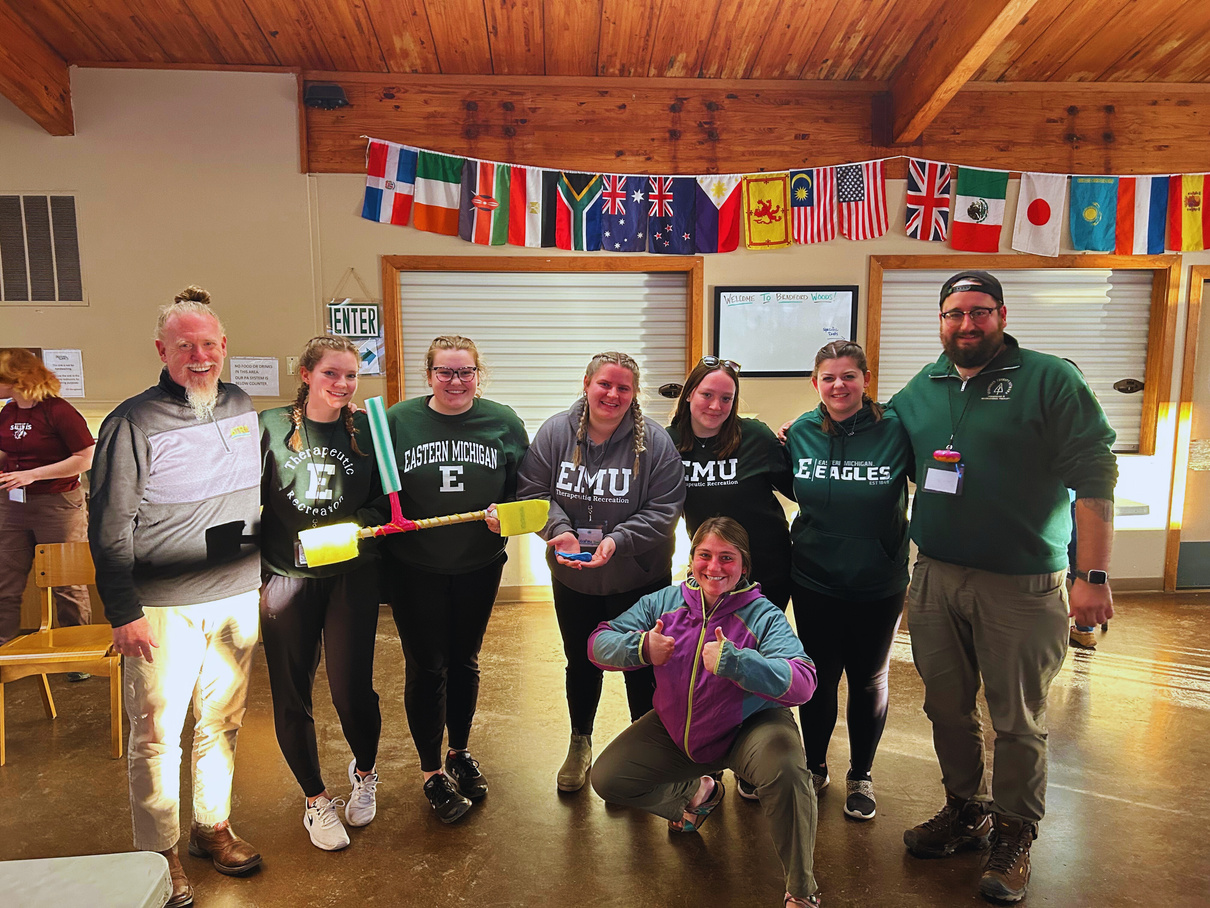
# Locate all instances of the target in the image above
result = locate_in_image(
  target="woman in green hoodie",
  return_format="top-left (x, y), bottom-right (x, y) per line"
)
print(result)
top-left (784, 340), bottom-right (912, 823)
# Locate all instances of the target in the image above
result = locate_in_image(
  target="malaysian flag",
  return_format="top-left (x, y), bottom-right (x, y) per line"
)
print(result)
top-left (837, 160), bottom-right (889, 240)
top-left (905, 159), bottom-right (952, 242)
top-left (790, 167), bottom-right (837, 244)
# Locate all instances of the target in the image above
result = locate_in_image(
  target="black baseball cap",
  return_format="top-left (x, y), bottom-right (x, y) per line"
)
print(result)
top-left (939, 270), bottom-right (1004, 308)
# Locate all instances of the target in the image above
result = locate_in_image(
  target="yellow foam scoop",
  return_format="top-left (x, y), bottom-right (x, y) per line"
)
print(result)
top-left (299, 498), bottom-right (550, 568)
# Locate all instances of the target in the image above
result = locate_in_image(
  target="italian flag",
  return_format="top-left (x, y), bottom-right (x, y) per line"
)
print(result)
top-left (951, 167), bottom-right (1009, 253)
top-left (412, 151), bottom-right (463, 236)
top-left (1168, 174), bottom-right (1210, 251)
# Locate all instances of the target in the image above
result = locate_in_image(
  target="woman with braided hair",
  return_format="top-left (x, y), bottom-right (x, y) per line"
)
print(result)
top-left (259, 335), bottom-right (383, 851)
top-left (517, 352), bottom-right (685, 793)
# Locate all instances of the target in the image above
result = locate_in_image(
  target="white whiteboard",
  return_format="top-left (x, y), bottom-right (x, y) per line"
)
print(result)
top-left (713, 285), bottom-right (859, 376)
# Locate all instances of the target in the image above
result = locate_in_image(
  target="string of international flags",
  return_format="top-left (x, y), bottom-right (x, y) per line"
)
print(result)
top-left (360, 137), bottom-right (1210, 255)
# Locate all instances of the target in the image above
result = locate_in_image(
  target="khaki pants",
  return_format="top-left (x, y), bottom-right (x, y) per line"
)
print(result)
top-left (592, 708), bottom-right (818, 899)
top-left (124, 591), bottom-right (259, 852)
top-left (907, 554), bottom-right (1069, 823)
top-left (0, 488), bottom-right (91, 644)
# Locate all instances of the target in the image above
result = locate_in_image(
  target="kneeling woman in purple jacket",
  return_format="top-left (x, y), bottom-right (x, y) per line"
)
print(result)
top-left (588, 517), bottom-right (822, 908)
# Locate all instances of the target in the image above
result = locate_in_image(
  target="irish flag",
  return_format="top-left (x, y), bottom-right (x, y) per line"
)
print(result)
top-left (413, 151), bottom-right (463, 236)
top-left (1168, 174), bottom-right (1210, 251)
top-left (951, 167), bottom-right (1009, 252)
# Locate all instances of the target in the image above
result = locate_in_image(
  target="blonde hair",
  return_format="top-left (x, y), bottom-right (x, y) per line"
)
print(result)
top-left (575, 351), bottom-right (645, 473)
top-left (424, 335), bottom-right (486, 395)
top-left (155, 285), bottom-right (225, 341)
top-left (286, 335), bottom-right (367, 457)
top-left (0, 348), bottom-right (60, 402)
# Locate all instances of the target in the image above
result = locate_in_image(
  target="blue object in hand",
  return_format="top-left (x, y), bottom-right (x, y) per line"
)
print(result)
top-left (556, 551), bottom-right (593, 562)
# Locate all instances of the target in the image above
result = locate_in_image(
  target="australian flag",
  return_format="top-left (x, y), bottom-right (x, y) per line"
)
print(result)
top-left (600, 175), bottom-right (648, 251)
top-left (647, 176), bottom-right (696, 254)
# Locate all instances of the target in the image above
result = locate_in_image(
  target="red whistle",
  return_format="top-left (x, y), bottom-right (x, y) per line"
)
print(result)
top-left (933, 449), bottom-right (961, 463)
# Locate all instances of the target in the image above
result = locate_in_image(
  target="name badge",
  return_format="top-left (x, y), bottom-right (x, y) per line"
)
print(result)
top-left (8, 488), bottom-right (25, 503)
top-left (576, 525), bottom-right (605, 548)
top-left (294, 538), bottom-right (310, 568)
top-left (923, 463), bottom-right (964, 496)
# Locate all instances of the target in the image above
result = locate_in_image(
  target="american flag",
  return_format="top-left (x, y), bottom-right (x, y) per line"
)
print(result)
top-left (648, 176), bottom-right (675, 217)
top-left (601, 175), bottom-right (628, 216)
top-left (837, 161), bottom-right (889, 240)
top-left (790, 167), bottom-right (837, 244)
top-left (905, 159), bottom-right (953, 242)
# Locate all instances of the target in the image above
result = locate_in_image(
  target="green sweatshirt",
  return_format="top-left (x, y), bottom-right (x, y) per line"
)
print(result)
top-left (260, 407), bottom-right (378, 578)
top-left (667, 417), bottom-right (794, 594)
top-left (888, 334), bottom-right (1117, 575)
top-left (784, 403), bottom-right (912, 600)
top-left (372, 396), bottom-right (529, 574)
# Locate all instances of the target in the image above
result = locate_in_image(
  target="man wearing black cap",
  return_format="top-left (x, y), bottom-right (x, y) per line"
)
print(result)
top-left (888, 270), bottom-right (1117, 903)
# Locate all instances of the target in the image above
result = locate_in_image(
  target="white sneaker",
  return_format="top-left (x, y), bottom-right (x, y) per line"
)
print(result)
top-left (346, 759), bottom-right (378, 827)
top-left (303, 796), bottom-right (350, 851)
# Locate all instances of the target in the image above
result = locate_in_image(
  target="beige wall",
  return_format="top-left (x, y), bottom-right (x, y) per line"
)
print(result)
top-left (4, 67), bottom-right (1207, 591)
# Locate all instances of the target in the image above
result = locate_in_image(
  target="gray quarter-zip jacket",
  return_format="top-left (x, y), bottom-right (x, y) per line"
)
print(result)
top-left (89, 370), bottom-right (261, 628)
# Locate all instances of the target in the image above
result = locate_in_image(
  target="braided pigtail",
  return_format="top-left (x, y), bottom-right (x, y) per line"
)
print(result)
top-left (287, 383), bottom-right (308, 452)
top-left (343, 405), bottom-right (367, 457)
top-left (572, 397), bottom-right (590, 469)
top-left (630, 398), bottom-right (646, 474)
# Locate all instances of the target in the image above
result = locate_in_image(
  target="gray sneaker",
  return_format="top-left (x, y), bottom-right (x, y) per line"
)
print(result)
top-left (843, 778), bottom-right (876, 820)
top-left (346, 759), bottom-right (378, 827)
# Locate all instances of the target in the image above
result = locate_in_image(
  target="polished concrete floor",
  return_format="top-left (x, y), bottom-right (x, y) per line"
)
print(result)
top-left (2, 592), bottom-right (1208, 907)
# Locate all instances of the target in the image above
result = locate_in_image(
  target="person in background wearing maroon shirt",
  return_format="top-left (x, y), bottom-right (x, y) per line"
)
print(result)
top-left (0, 348), bottom-right (96, 668)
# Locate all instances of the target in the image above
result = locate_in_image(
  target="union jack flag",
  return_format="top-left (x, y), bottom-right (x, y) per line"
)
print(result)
top-left (648, 177), bottom-right (675, 217)
top-left (602, 175), bottom-right (628, 215)
top-left (905, 159), bottom-right (953, 242)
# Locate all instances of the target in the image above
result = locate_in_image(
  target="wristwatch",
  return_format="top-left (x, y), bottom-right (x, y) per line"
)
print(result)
top-left (1073, 569), bottom-right (1109, 585)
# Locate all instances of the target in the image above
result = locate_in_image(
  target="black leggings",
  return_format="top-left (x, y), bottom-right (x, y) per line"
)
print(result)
top-left (387, 556), bottom-right (506, 772)
top-left (552, 574), bottom-right (670, 736)
top-left (791, 583), bottom-right (904, 778)
top-left (260, 567), bottom-right (383, 798)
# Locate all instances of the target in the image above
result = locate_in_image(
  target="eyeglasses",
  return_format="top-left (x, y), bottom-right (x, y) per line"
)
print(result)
top-left (700, 356), bottom-right (742, 373)
top-left (940, 307), bottom-right (1000, 324)
top-left (431, 366), bottom-right (478, 383)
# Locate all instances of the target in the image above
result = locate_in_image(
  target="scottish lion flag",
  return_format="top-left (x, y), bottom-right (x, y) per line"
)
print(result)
top-left (1070, 177), bottom-right (1118, 252)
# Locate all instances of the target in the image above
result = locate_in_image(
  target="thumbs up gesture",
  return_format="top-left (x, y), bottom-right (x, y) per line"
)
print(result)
top-left (702, 626), bottom-right (728, 675)
top-left (646, 618), bottom-right (676, 666)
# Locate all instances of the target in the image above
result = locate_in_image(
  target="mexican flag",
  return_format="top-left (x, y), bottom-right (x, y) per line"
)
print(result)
top-left (951, 167), bottom-right (1009, 252)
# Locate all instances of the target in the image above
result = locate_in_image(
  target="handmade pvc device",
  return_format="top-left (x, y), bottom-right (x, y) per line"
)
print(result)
top-left (298, 396), bottom-right (549, 567)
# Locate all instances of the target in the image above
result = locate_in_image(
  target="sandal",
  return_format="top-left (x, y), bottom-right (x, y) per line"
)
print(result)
top-left (785, 893), bottom-right (821, 907)
top-left (669, 776), bottom-right (725, 833)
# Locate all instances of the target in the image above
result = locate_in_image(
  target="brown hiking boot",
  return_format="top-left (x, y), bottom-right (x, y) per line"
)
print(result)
top-left (979, 815), bottom-right (1037, 902)
top-left (904, 792), bottom-right (993, 858)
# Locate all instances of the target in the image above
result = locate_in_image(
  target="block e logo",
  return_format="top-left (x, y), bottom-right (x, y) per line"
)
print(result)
top-left (439, 465), bottom-right (465, 492)
top-left (305, 463), bottom-right (336, 500)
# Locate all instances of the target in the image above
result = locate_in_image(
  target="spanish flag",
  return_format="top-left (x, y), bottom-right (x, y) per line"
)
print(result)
top-left (742, 173), bottom-right (792, 249)
top-left (1168, 174), bottom-right (1210, 251)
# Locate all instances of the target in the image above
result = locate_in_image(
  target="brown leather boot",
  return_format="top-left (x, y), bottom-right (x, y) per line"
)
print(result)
top-left (978, 814), bottom-right (1037, 902)
top-left (188, 820), bottom-right (263, 875)
top-left (159, 848), bottom-right (193, 908)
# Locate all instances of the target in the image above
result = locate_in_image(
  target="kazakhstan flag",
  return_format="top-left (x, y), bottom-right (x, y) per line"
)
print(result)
top-left (1070, 176), bottom-right (1118, 252)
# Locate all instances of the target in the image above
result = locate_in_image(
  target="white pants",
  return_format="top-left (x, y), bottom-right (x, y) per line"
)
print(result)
top-left (124, 591), bottom-right (260, 852)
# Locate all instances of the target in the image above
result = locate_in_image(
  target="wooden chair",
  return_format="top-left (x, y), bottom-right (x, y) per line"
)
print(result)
top-left (0, 542), bottom-right (122, 765)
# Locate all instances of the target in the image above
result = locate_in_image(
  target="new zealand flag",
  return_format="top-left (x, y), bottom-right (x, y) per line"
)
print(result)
top-left (647, 176), bottom-right (697, 254)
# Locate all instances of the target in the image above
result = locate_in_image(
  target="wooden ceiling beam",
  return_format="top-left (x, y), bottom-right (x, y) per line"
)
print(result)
top-left (0, 3), bottom-right (73, 135)
top-left (887, 0), bottom-right (1038, 144)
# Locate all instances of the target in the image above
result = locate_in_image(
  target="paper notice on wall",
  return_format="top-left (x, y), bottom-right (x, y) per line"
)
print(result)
top-left (357, 337), bottom-right (385, 375)
top-left (44, 349), bottom-right (85, 398)
top-left (1189, 439), bottom-right (1210, 471)
top-left (229, 357), bottom-right (279, 397)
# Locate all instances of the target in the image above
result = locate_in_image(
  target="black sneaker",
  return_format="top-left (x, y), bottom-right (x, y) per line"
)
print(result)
top-left (423, 773), bottom-right (472, 823)
top-left (445, 750), bottom-right (489, 800)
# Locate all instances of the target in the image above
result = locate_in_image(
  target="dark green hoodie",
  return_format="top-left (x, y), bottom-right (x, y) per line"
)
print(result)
top-left (784, 403), bottom-right (912, 600)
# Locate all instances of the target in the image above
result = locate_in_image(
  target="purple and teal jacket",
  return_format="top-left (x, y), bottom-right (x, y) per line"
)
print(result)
top-left (588, 578), bottom-right (816, 764)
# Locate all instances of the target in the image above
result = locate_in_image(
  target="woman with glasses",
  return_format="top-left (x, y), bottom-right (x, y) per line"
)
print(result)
top-left (667, 356), bottom-right (794, 612)
top-left (782, 340), bottom-right (912, 823)
top-left (516, 351), bottom-right (685, 793)
top-left (374, 336), bottom-right (529, 823)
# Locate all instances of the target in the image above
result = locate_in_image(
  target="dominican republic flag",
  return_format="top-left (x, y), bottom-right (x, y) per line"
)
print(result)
top-left (647, 176), bottom-right (697, 254)
top-left (600, 175), bottom-right (648, 251)
top-left (1012, 172), bottom-right (1066, 257)
top-left (837, 161), bottom-right (889, 240)
top-left (1070, 176), bottom-right (1118, 252)
top-left (694, 175), bottom-right (741, 253)
top-left (1168, 174), bottom-right (1210, 251)
top-left (951, 167), bottom-right (1008, 252)
top-left (508, 166), bottom-right (558, 248)
top-left (905, 159), bottom-right (952, 242)
top-left (362, 139), bottom-right (417, 226)
top-left (1115, 176), bottom-right (1168, 255)
top-left (413, 151), bottom-right (464, 236)
top-left (555, 172), bottom-right (603, 251)
top-left (458, 160), bottom-right (509, 245)
top-left (790, 168), bottom-right (836, 244)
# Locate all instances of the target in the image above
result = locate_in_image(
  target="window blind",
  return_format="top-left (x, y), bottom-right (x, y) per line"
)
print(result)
top-left (0, 194), bottom-right (83, 302)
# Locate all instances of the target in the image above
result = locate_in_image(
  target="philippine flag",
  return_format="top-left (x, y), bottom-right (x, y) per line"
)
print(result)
top-left (362, 140), bottom-right (417, 226)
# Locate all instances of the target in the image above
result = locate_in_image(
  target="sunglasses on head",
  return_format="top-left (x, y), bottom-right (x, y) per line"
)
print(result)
top-left (700, 355), bottom-right (742, 373)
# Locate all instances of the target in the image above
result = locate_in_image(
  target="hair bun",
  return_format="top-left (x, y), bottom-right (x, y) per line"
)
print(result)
top-left (174, 285), bottom-right (211, 305)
